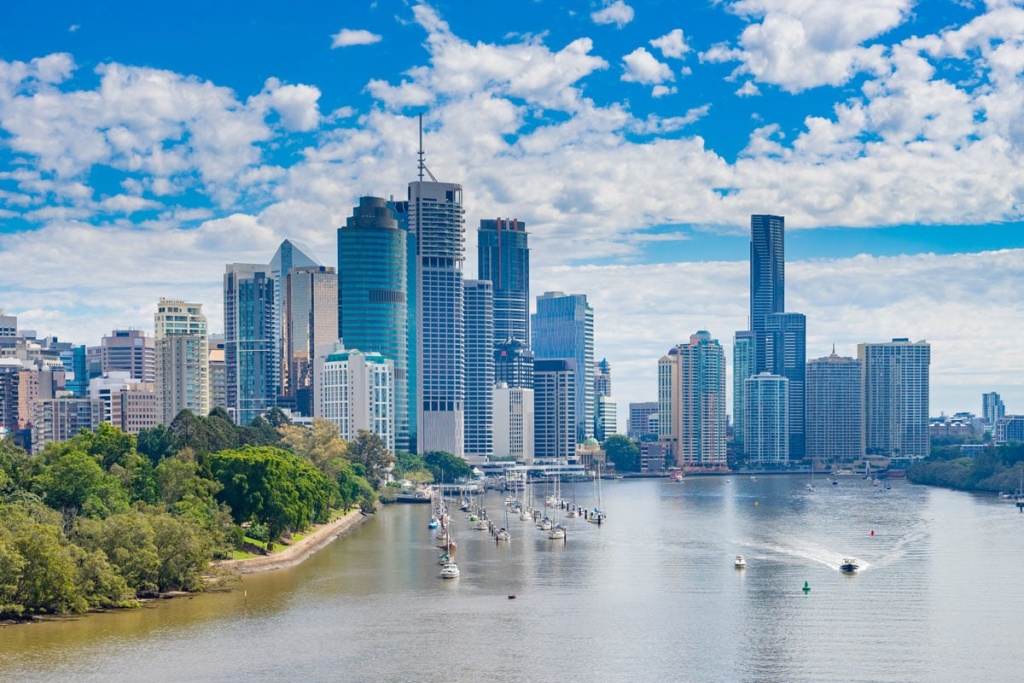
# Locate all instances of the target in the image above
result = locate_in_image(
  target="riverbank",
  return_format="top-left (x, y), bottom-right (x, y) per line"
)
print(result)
top-left (215, 508), bottom-right (373, 575)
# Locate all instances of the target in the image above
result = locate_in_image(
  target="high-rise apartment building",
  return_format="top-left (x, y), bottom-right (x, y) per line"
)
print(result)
top-left (627, 401), bottom-right (658, 441)
top-left (464, 279), bottom-right (494, 459)
top-left (594, 358), bottom-right (615, 441)
top-left (154, 298), bottom-right (209, 425)
top-left (983, 392), bottom-right (1006, 426)
top-left (765, 312), bottom-right (806, 459)
top-left (208, 334), bottom-right (226, 411)
top-left (732, 330), bottom-right (755, 454)
top-left (750, 214), bottom-right (785, 374)
top-left (493, 384), bottom-right (534, 464)
top-left (478, 218), bottom-right (530, 345)
top-left (806, 350), bottom-right (863, 464)
top-left (409, 174), bottom-right (466, 456)
top-left (533, 359), bottom-right (576, 463)
top-left (224, 264), bottom-right (277, 425)
top-left (744, 372), bottom-right (789, 466)
top-left (339, 196), bottom-right (410, 450)
top-left (658, 332), bottom-right (727, 470)
top-left (89, 372), bottom-right (158, 434)
top-left (31, 396), bottom-right (102, 453)
top-left (859, 338), bottom-right (931, 460)
top-left (495, 337), bottom-right (534, 389)
top-left (313, 344), bottom-right (395, 453)
top-left (95, 329), bottom-right (155, 383)
top-left (532, 291), bottom-right (594, 442)
top-left (284, 265), bottom-right (338, 415)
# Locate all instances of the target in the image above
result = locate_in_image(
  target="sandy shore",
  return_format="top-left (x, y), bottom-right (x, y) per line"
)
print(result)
top-left (215, 508), bottom-right (373, 575)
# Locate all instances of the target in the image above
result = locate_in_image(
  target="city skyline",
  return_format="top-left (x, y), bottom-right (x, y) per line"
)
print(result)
top-left (1, 1), bottom-right (1022, 418)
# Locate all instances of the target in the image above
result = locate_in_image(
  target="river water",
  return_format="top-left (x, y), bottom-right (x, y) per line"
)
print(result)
top-left (3, 475), bottom-right (1023, 683)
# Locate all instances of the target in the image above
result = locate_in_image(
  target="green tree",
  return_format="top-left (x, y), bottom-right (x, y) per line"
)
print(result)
top-left (278, 418), bottom-right (349, 476)
top-left (148, 510), bottom-right (216, 591)
top-left (423, 451), bottom-right (473, 483)
top-left (348, 430), bottom-right (395, 489)
top-left (2, 504), bottom-right (84, 614)
top-left (74, 513), bottom-right (161, 595)
top-left (603, 435), bottom-right (640, 473)
top-left (137, 424), bottom-right (179, 465)
top-left (33, 449), bottom-right (130, 520)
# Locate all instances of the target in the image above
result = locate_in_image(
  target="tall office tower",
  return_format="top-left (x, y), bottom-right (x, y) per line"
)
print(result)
top-left (97, 330), bottom-right (156, 383)
top-left (313, 344), bottom-right (395, 453)
top-left (270, 240), bottom-right (321, 399)
top-left (478, 218), bottom-right (530, 345)
top-left (224, 264), bottom-right (277, 425)
top-left (533, 359), bottom-right (576, 463)
top-left (532, 291), bottom-right (594, 442)
top-left (464, 280), bottom-right (494, 459)
top-left (339, 196), bottom-right (410, 450)
top-left (409, 166), bottom-right (466, 456)
top-left (627, 402), bottom-right (658, 440)
top-left (594, 358), bottom-right (615, 441)
top-left (284, 265), bottom-right (338, 416)
top-left (154, 298), bottom-right (209, 425)
top-left (657, 332), bottom-right (727, 470)
top-left (858, 338), bottom-right (931, 460)
top-left (765, 312), bottom-right (806, 459)
top-left (743, 373), bottom-right (789, 466)
top-left (494, 337), bottom-right (534, 389)
top-left (750, 214), bottom-right (785, 374)
top-left (89, 372), bottom-right (158, 434)
top-left (388, 198), bottom-right (419, 451)
top-left (732, 331), bottom-right (756, 455)
top-left (983, 392), bottom-right (1006, 426)
top-left (806, 350), bottom-right (862, 464)
top-left (493, 384), bottom-right (535, 464)
top-left (208, 334), bottom-right (227, 411)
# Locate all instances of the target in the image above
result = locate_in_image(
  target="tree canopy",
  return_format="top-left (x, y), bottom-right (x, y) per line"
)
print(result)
top-left (422, 451), bottom-right (473, 483)
top-left (603, 435), bottom-right (640, 473)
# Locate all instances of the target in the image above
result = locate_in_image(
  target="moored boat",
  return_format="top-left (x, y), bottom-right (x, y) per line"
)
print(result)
top-left (439, 562), bottom-right (460, 579)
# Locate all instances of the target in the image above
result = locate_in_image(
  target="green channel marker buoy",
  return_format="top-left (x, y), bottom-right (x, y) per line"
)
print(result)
top-left (802, 581), bottom-right (811, 593)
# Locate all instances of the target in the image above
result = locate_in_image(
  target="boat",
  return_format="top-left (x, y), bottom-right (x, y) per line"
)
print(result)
top-left (473, 519), bottom-right (489, 531)
top-left (495, 527), bottom-right (510, 542)
top-left (840, 558), bottom-right (860, 573)
top-left (548, 523), bottom-right (566, 540)
top-left (537, 517), bottom-right (552, 531)
top-left (428, 517), bottom-right (439, 529)
top-left (670, 469), bottom-right (684, 482)
top-left (587, 463), bottom-right (606, 525)
top-left (439, 562), bottom-right (460, 579)
top-left (734, 555), bottom-right (746, 569)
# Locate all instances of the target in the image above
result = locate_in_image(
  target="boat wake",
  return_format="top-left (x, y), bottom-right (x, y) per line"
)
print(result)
top-left (738, 538), bottom-right (872, 572)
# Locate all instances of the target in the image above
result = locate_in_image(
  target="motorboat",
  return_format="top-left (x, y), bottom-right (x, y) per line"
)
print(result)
top-left (840, 558), bottom-right (860, 573)
top-left (439, 562), bottom-right (460, 579)
top-left (734, 555), bottom-right (746, 569)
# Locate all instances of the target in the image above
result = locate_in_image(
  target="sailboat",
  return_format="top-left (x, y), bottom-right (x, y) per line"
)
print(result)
top-left (587, 462), bottom-right (606, 525)
top-left (548, 472), bottom-right (566, 540)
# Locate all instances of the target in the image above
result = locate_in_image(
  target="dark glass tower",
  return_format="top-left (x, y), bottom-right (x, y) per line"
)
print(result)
top-left (224, 264), bottom-right (277, 425)
top-left (750, 214), bottom-right (785, 374)
top-left (338, 196), bottom-right (409, 451)
top-left (478, 218), bottom-right (529, 346)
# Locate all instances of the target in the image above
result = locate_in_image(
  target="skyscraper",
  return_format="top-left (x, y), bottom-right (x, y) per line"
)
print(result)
top-left (208, 334), bottom-right (227, 411)
top-left (983, 392), bottom-right (1005, 426)
top-left (270, 240), bottom-right (321, 398)
top-left (533, 359), bottom-right (576, 463)
top-left (154, 298), bottom-right (209, 425)
top-left (743, 372), bottom-right (789, 466)
top-left (750, 214), bottom-right (785, 374)
top-left (859, 338), bottom-right (931, 460)
top-left (594, 358), bottom-right (615, 441)
top-left (478, 218), bottom-right (530, 345)
top-left (284, 265), bottom-right (338, 415)
top-left (339, 196), bottom-right (410, 451)
top-left (464, 279), bottom-right (494, 459)
top-left (493, 383), bottom-right (534, 464)
top-left (627, 401), bottom-right (658, 441)
top-left (494, 337), bottom-right (534, 389)
top-left (96, 329), bottom-right (156, 383)
top-left (765, 312), bottom-right (806, 459)
top-left (732, 330), bottom-right (755, 455)
top-left (532, 291), bottom-right (594, 442)
top-left (409, 171), bottom-right (466, 456)
top-left (224, 263), bottom-right (277, 425)
top-left (658, 331), bottom-right (727, 470)
top-left (806, 350), bottom-right (862, 464)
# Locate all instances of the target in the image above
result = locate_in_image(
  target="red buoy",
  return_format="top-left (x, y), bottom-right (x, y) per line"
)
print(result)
top-left (870, 530), bottom-right (875, 536)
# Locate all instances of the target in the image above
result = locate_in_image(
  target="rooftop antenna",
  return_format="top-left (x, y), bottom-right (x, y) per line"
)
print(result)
top-left (417, 113), bottom-right (438, 183)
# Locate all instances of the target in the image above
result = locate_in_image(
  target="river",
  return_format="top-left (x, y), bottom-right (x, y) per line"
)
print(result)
top-left (2, 475), bottom-right (1023, 682)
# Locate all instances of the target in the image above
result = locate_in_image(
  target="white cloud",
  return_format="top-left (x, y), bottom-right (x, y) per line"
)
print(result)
top-left (650, 29), bottom-right (691, 59)
top-left (330, 28), bottom-right (383, 48)
top-left (591, 1), bottom-right (635, 28)
top-left (735, 80), bottom-right (761, 96)
top-left (621, 47), bottom-right (674, 85)
top-left (652, 84), bottom-right (677, 97)
top-left (702, 0), bottom-right (912, 92)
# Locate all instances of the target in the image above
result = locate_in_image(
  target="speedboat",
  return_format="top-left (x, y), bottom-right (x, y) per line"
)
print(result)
top-left (840, 558), bottom-right (860, 573)
top-left (439, 562), bottom-right (460, 579)
top-left (734, 554), bottom-right (746, 569)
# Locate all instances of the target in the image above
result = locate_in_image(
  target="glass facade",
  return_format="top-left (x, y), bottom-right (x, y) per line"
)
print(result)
top-left (732, 331), bottom-right (755, 455)
top-left (224, 264), bottom-right (277, 425)
top-left (750, 214), bottom-right (785, 374)
top-left (765, 312), bottom-right (806, 460)
top-left (859, 339), bottom-right (931, 460)
top-left (743, 373), bottom-right (789, 466)
top-left (478, 218), bottom-right (529, 346)
top-left (532, 292), bottom-right (594, 442)
top-left (464, 280), bottom-right (494, 458)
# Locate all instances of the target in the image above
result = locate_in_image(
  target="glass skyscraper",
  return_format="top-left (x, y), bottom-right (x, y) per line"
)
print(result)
top-left (338, 196), bottom-right (409, 451)
top-left (495, 337), bottom-right (534, 389)
top-left (271, 240), bottom-right (320, 398)
top-left (732, 330), bottom-right (755, 455)
top-left (285, 266), bottom-right (337, 416)
top-left (532, 291), bottom-right (594, 442)
top-left (224, 264), bottom-right (277, 425)
top-left (765, 311), bottom-right (806, 460)
top-left (478, 218), bottom-right (529, 346)
top-left (744, 373), bottom-right (789, 466)
top-left (464, 279), bottom-right (494, 458)
top-left (409, 179), bottom-right (465, 456)
top-left (750, 214), bottom-right (785, 374)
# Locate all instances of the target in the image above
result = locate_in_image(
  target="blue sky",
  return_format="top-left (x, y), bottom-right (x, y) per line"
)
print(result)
top-left (1, 0), bottom-right (1022, 418)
